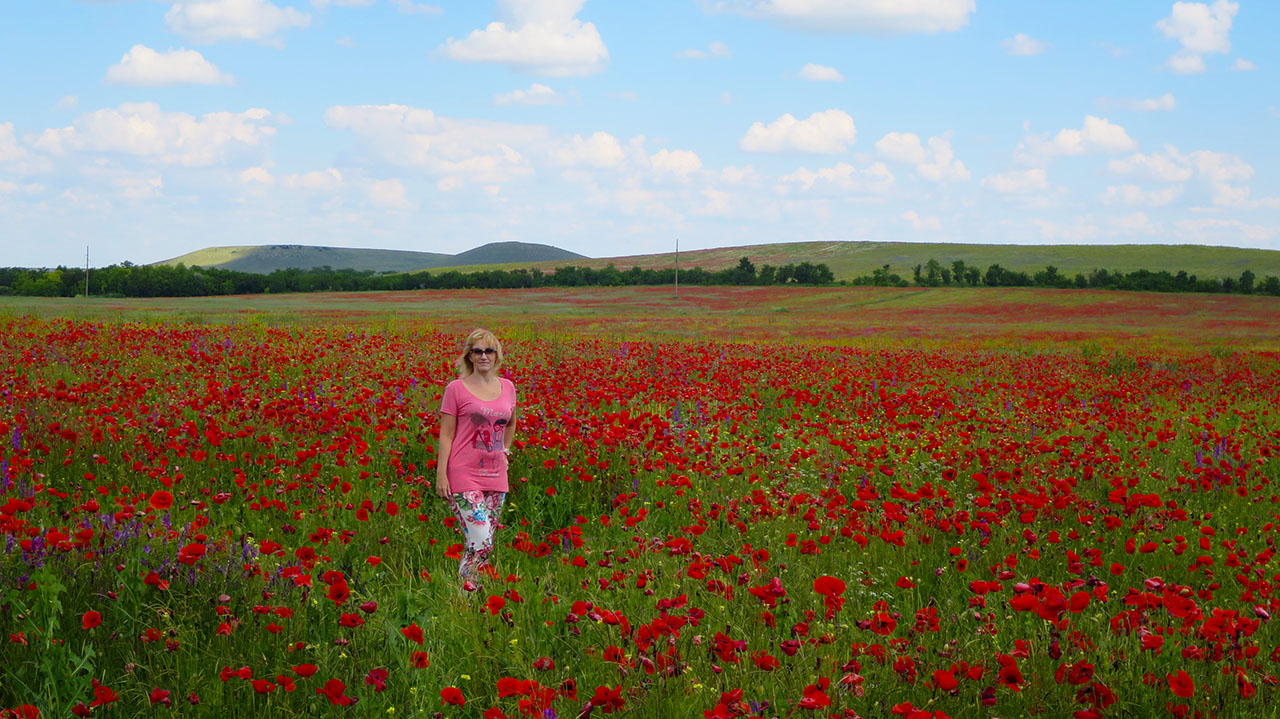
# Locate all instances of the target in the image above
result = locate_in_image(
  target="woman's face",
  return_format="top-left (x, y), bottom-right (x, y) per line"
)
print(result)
top-left (468, 339), bottom-right (499, 374)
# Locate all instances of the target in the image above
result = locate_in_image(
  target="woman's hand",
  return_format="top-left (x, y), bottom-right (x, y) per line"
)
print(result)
top-left (436, 412), bottom-right (456, 501)
top-left (435, 475), bottom-right (451, 500)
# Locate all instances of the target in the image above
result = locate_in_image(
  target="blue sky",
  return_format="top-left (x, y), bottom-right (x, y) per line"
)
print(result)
top-left (1, 0), bottom-right (1277, 267)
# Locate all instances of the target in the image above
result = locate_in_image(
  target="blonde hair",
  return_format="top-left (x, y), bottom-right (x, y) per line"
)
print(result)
top-left (456, 328), bottom-right (504, 378)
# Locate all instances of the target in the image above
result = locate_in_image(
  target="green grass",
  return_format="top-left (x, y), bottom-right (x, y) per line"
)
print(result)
top-left (441, 240), bottom-right (1280, 282)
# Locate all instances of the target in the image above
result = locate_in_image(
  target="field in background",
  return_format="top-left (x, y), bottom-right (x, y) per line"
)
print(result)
top-left (440, 240), bottom-right (1280, 282)
top-left (2, 285), bottom-right (1277, 350)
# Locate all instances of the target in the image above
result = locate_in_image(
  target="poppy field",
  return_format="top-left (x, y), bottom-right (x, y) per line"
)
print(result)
top-left (1, 287), bottom-right (1279, 719)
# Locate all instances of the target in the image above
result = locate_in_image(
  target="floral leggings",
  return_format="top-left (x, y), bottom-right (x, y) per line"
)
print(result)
top-left (447, 490), bottom-right (506, 584)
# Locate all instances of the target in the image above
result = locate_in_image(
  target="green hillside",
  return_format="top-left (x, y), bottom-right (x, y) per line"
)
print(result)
top-left (154, 242), bottom-right (583, 275)
top-left (440, 241), bottom-right (1280, 281)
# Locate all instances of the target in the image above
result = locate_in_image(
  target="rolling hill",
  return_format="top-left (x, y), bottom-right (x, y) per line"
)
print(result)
top-left (439, 241), bottom-right (1280, 282)
top-left (154, 242), bottom-right (584, 274)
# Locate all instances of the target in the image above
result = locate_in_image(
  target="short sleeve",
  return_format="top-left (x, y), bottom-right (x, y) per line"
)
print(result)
top-left (440, 380), bottom-right (461, 416)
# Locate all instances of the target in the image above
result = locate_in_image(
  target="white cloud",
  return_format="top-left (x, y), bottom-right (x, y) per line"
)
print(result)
top-left (1112, 212), bottom-right (1163, 237)
top-left (369, 178), bottom-right (409, 208)
top-left (780, 161), bottom-right (893, 194)
top-left (494, 83), bottom-right (565, 106)
top-left (875, 131), bottom-right (969, 182)
top-left (1231, 57), bottom-right (1256, 71)
top-left (56, 95), bottom-right (79, 110)
top-left (166, 0), bottom-right (311, 44)
top-left (548, 131), bottom-right (625, 168)
top-left (706, 0), bottom-right (975, 35)
top-left (1108, 146), bottom-right (1193, 182)
top-left (105, 45), bottom-right (235, 86)
top-left (649, 148), bottom-right (702, 179)
top-left (1110, 144), bottom-right (1255, 207)
top-left (1102, 184), bottom-right (1182, 207)
top-left (1189, 149), bottom-right (1252, 206)
top-left (1099, 93), bottom-right (1176, 112)
top-left (1015, 115), bottom-right (1136, 164)
top-left (285, 168), bottom-right (343, 191)
top-left (439, 0), bottom-right (608, 77)
top-left (798, 63), bottom-right (844, 82)
top-left (33, 103), bottom-right (277, 166)
top-left (1031, 217), bottom-right (1100, 242)
top-left (1002, 33), bottom-right (1046, 56)
top-left (982, 168), bottom-right (1049, 194)
top-left (0, 123), bottom-right (30, 165)
top-left (719, 165), bottom-right (758, 183)
top-left (1174, 217), bottom-right (1274, 245)
top-left (677, 40), bottom-right (730, 59)
top-left (336, 35), bottom-right (356, 47)
top-left (740, 109), bottom-right (856, 154)
top-left (900, 210), bottom-right (941, 230)
top-left (1156, 0), bottom-right (1237, 74)
top-left (324, 103), bottom-right (545, 182)
top-left (239, 166), bottom-right (275, 185)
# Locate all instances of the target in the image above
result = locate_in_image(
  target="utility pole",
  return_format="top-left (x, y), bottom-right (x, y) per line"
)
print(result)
top-left (674, 237), bottom-right (679, 299)
top-left (85, 245), bottom-right (90, 297)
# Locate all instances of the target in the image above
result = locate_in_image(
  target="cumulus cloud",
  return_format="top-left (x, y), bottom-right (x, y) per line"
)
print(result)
top-left (1109, 144), bottom-right (1253, 206)
top-left (740, 109), bottom-right (856, 154)
top-left (1002, 33), bottom-right (1046, 56)
top-left (875, 132), bottom-right (969, 182)
top-left (56, 95), bottom-right (79, 110)
top-left (311, 0), bottom-right (376, 8)
top-left (981, 168), bottom-right (1049, 194)
top-left (285, 168), bottom-right (343, 191)
top-left (1112, 211), bottom-right (1163, 237)
top-left (239, 166), bottom-right (275, 185)
top-left (547, 131), bottom-right (625, 168)
top-left (1107, 145), bottom-right (1193, 182)
top-left (33, 103), bottom-right (277, 166)
top-left (676, 40), bottom-right (730, 59)
top-left (900, 210), bottom-right (941, 230)
top-left (439, 0), bottom-right (608, 76)
top-left (105, 45), bottom-right (235, 86)
top-left (494, 83), bottom-right (565, 106)
top-left (1156, 0), bottom-right (1237, 74)
top-left (705, 0), bottom-right (975, 35)
top-left (780, 161), bottom-right (893, 194)
top-left (325, 103), bottom-right (545, 183)
top-left (1102, 184), bottom-right (1182, 207)
top-left (368, 178), bottom-right (409, 208)
top-left (1015, 116), bottom-right (1136, 164)
top-left (0, 122), bottom-right (30, 165)
top-left (391, 0), bottom-right (443, 14)
top-left (649, 148), bottom-right (702, 179)
top-left (1231, 58), bottom-right (1256, 71)
top-left (798, 63), bottom-right (844, 82)
top-left (166, 0), bottom-right (311, 44)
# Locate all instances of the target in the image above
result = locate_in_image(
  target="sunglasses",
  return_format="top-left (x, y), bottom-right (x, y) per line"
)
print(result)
top-left (469, 347), bottom-right (498, 358)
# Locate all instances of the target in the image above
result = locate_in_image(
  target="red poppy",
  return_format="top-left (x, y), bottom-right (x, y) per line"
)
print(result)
top-left (316, 679), bottom-right (353, 706)
top-left (1168, 670), bottom-right (1195, 699)
top-left (81, 610), bottom-right (101, 630)
top-left (588, 685), bottom-right (625, 714)
top-left (440, 687), bottom-right (465, 706)
top-left (401, 624), bottom-right (424, 644)
top-left (934, 669), bottom-right (959, 692)
top-left (293, 663), bottom-right (318, 678)
top-left (148, 491), bottom-right (173, 511)
top-left (365, 669), bottom-right (388, 693)
top-left (410, 651), bottom-right (431, 668)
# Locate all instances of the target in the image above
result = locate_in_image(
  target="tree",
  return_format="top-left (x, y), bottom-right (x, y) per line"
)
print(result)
top-left (1239, 269), bottom-right (1255, 294)
top-left (732, 257), bottom-right (756, 285)
top-left (951, 260), bottom-right (968, 286)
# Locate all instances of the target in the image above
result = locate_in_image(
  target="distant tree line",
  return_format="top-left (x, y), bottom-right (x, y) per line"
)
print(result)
top-left (0, 257), bottom-right (834, 298)
top-left (1, 256), bottom-right (1276, 298)
top-left (850, 258), bottom-right (1280, 295)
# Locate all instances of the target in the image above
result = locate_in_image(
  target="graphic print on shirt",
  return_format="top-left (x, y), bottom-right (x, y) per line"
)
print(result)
top-left (468, 408), bottom-right (508, 475)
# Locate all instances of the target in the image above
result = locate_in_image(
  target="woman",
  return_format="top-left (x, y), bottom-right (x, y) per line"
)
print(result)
top-left (436, 328), bottom-right (518, 591)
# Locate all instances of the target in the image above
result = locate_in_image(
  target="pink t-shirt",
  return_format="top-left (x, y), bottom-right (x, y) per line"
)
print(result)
top-left (440, 377), bottom-right (516, 493)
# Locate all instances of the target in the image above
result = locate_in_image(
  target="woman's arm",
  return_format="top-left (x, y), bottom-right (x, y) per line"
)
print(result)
top-left (503, 407), bottom-right (518, 454)
top-left (436, 412), bottom-right (456, 500)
